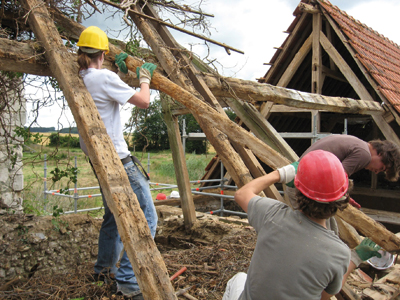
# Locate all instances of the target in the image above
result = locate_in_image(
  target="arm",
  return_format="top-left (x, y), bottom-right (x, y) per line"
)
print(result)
top-left (320, 291), bottom-right (333, 300)
top-left (127, 82), bottom-right (150, 109)
top-left (320, 261), bottom-right (356, 300)
top-left (234, 171), bottom-right (280, 212)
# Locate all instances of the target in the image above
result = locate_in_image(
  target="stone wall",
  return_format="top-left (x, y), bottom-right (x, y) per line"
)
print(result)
top-left (0, 74), bottom-right (25, 213)
top-left (0, 214), bottom-right (101, 282)
top-left (0, 205), bottom-right (183, 282)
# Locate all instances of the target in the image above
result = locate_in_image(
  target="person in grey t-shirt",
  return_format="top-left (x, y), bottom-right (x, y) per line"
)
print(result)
top-left (223, 150), bottom-right (381, 300)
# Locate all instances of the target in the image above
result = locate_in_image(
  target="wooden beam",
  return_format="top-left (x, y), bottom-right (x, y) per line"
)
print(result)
top-left (143, 4), bottom-right (280, 200)
top-left (298, 2), bottom-right (320, 14)
top-left (0, 38), bottom-right (385, 116)
top-left (336, 205), bottom-right (400, 253)
top-left (312, 13), bottom-right (322, 94)
top-left (361, 208), bottom-right (400, 226)
top-left (320, 31), bottom-right (400, 145)
top-left (129, 3), bottom-right (262, 197)
top-left (19, 0), bottom-right (176, 298)
top-left (0, 38), bottom-right (50, 76)
top-left (351, 187), bottom-right (400, 199)
top-left (227, 97), bottom-right (298, 161)
top-left (335, 217), bottom-right (362, 249)
top-left (362, 265), bottom-right (400, 299)
top-left (161, 97), bottom-right (197, 229)
top-left (262, 13), bottom-right (309, 84)
top-left (320, 32), bottom-right (372, 101)
top-left (321, 65), bottom-right (347, 83)
top-left (277, 34), bottom-right (312, 87)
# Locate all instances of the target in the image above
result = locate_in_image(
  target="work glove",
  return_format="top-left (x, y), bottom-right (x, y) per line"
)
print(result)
top-left (277, 161), bottom-right (298, 188)
top-left (349, 197), bottom-right (361, 209)
top-left (351, 237), bottom-right (382, 266)
top-left (115, 53), bottom-right (129, 74)
top-left (136, 62), bottom-right (157, 85)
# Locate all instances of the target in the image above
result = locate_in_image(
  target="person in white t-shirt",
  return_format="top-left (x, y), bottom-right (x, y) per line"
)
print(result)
top-left (76, 26), bottom-right (157, 300)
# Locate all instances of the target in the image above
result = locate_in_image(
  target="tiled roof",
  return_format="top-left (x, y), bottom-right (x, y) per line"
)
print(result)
top-left (318, 0), bottom-right (400, 113)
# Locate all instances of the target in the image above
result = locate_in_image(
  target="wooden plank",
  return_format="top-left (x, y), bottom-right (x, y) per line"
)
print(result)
top-left (336, 205), bottom-right (400, 253)
top-left (339, 283), bottom-right (362, 300)
top-left (161, 97), bottom-right (197, 229)
top-left (361, 208), bottom-right (400, 226)
top-left (351, 187), bottom-right (400, 199)
top-left (19, 1), bottom-right (176, 299)
top-left (362, 266), bottom-right (400, 300)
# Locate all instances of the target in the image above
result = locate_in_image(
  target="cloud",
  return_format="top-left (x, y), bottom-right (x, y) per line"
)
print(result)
top-left (346, 1), bottom-right (400, 45)
top-left (26, 0), bottom-right (400, 128)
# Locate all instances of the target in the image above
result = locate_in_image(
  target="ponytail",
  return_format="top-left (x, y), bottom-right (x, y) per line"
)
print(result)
top-left (77, 49), bottom-right (104, 73)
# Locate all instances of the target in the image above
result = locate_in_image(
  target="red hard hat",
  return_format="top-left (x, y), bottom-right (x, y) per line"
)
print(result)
top-left (294, 150), bottom-right (348, 202)
top-left (156, 193), bottom-right (167, 200)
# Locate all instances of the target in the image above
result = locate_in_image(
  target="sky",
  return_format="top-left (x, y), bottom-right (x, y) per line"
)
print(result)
top-left (25, 0), bottom-right (400, 129)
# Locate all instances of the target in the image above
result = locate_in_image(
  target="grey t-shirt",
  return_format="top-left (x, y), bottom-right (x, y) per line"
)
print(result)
top-left (239, 196), bottom-right (350, 300)
top-left (301, 135), bottom-right (371, 176)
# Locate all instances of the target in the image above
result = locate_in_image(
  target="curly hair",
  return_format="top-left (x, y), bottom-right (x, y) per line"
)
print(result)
top-left (295, 179), bottom-right (353, 219)
top-left (369, 140), bottom-right (400, 181)
top-left (295, 191), bottom-right (349, 219)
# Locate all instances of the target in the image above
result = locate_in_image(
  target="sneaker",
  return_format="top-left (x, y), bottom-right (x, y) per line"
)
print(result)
top-left (113, 286), bottom-right (144, 300)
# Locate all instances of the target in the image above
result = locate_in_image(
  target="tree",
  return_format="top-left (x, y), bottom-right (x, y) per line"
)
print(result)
top-left (129, 95), bottom-right (219, 154)
top-left (130, 96), bottom-right (169, 152)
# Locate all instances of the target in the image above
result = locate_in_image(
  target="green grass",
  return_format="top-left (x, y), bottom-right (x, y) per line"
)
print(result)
top-left (22, 147), bottom-right (215, 216)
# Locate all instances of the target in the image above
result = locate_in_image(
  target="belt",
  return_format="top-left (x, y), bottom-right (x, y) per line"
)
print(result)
top-left (121, 156), bottom-right (132, 165)
top-left (121, 155), bottom-right (150, 181)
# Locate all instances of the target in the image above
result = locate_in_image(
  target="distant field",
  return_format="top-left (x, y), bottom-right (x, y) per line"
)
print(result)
top-left (37, 132), bottom-right (80, 146)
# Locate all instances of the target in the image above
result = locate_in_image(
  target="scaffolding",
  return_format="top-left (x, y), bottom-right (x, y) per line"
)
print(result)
top-left (43, 154), bottom-right (243, 216)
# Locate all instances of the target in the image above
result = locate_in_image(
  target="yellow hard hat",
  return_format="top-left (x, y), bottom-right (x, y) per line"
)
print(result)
top-left (77, 26), bottom-right (109, 54)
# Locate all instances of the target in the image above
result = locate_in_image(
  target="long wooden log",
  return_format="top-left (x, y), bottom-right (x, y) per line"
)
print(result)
top-left (0, 38), bottom-right (384, 116)
top-left (336, 205), bottom-right (400, 253)
top-left (19, 1), bottom-right (176, 299)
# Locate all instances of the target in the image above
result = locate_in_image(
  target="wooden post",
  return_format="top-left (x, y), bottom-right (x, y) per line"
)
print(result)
top-left (160, 96), bottom-right (197, 229)
top-left (312, 13), bottom-right (322, 94)
top-left (20, 1), bottom-right (176, 298)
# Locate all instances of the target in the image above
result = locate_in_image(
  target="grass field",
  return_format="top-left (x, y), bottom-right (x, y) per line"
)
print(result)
top-left (22, 144), bottom-right (215, 217)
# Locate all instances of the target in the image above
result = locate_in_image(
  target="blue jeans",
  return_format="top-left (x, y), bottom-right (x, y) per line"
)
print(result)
top-left (94, 160), bottom-right (158, 295)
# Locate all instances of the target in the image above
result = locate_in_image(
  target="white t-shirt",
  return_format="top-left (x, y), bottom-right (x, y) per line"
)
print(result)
top-left (79, 68), bottom-right (135, 159)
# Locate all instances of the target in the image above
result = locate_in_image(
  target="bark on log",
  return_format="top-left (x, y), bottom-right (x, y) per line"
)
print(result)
top-left (19, 0), bottom-right (176, 299)
top-left (0, 39), bottom-right (384, 116)
top-left (336, 205), bottom-right (400, 253)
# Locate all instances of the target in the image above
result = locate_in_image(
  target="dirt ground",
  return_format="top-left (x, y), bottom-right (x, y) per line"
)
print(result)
top-left (1, 212), bottom-right (399, 300)
top-left (0, 215), bottom-right (256, 299)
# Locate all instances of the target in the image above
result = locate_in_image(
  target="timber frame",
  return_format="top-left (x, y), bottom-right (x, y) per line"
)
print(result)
top-left (2, 0), bottom-right (400, 298)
